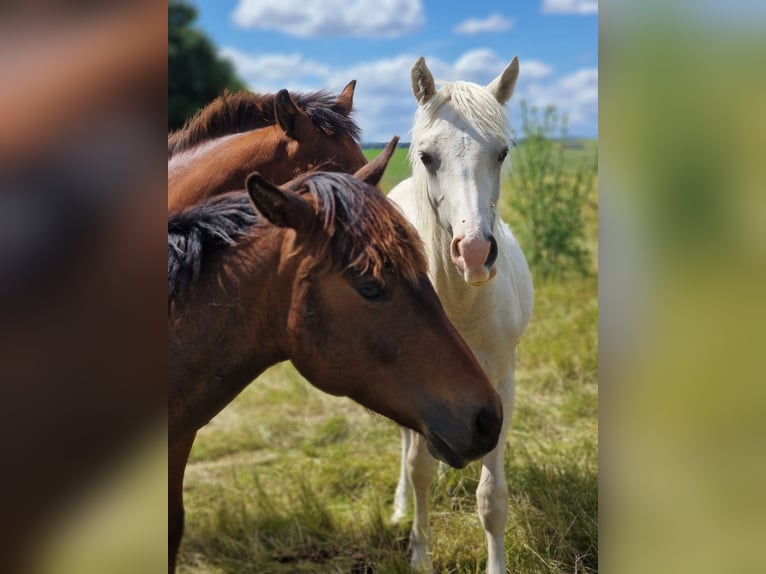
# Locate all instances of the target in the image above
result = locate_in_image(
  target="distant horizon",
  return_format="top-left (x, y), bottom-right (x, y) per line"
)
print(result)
top-left (361, 136), bottom-right (598, 148)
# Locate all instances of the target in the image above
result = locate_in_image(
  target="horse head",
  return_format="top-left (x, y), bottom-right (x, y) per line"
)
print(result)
top-left (409, 56), bottom-right (519, 285)
top-left (272, 81), bottom-right (368, 177)
top-left (168, 82), bottom-right (367, 211)
top-left (243, 146), bottom-right (503, 468)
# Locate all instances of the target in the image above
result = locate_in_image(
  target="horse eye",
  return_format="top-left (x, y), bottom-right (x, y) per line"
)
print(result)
top-left (357, 280), bottom-right (386, 301)
top-left (498, 148), bottom-right (508, 163)
top-left (419, 152), bottom-right (434, 168)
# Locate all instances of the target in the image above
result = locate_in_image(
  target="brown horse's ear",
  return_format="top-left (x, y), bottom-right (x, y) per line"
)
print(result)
top-left (274, 89), bottom-right (312, 141)
top-left (245, 172), bottom-right (315, 232)
top-left (411, 57), bottom-right (436, 104)
top-left (353, 135), bottom-right (399, 187)
top-left (332, 80), bottom-right (356, 116)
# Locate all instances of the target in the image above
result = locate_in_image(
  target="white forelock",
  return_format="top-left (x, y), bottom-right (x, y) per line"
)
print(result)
top-left (411, 80), bottom-right (513, 147)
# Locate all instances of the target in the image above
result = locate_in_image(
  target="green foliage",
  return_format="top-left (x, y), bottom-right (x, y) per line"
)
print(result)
top-left (168, 0), bottom-right (247, 132)
top-left (509, 102), bottom-right (597, 279)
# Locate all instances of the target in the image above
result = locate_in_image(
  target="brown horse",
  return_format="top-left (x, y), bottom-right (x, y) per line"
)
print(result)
top-left (168, 151), bottom-right (503, 572)
top-left (168, 82), bottom-right (368, 212)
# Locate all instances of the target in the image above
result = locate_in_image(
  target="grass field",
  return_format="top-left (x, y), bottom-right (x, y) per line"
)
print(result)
top-left (177, 143), bottom-right (598, 573)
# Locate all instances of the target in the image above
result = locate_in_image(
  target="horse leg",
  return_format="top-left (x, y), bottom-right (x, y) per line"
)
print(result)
top-left (407, 432), bottom-right (436, 573)
top-left (169, 432), bottom-right (196, 573)
top-left (476, 371), bottom-right (515, 574)
top-left (392, 427), bottom-right (412, 523)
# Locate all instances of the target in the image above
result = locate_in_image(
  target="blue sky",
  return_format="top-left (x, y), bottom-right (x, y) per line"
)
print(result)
top-left (192, 0), bottom-right (598, 141)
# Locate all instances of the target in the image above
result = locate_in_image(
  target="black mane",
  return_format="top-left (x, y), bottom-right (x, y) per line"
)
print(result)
top-left (168, 193), bottom-right (257, 305)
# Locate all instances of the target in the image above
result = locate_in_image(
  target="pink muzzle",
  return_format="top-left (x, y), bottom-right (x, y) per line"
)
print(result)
top-left (450, 234), bottom-right (498, 285)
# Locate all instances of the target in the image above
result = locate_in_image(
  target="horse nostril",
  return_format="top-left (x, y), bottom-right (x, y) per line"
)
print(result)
top-left (474, 406), bottom-right (500, 442)
top-left (450, 236), bottom-right (463, 261)
top-left (485, 234), bottom-right (498, 268)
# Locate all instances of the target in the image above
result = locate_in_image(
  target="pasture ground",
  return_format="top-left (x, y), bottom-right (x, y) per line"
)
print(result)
top-left (177, 142), bottom-right (598, 573)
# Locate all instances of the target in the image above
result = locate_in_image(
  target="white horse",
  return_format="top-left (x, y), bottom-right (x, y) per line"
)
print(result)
top-left (388, 57), bottom-right (534, 573)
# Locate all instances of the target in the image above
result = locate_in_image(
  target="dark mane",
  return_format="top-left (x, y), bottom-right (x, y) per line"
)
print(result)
top-left (287, 172), bottom-right (427, 283)
top-left (167, 172), bottom-right (427, 307)
top-left (168, 90), bottom-right (362, 158)
top-left (168, 193), bottom-right (257, 305)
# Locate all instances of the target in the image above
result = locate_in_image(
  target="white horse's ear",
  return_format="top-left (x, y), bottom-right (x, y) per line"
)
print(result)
top-left (411, 57), bottom-right (436, 104)
top-left (487, 57), bottom-right (519, 105)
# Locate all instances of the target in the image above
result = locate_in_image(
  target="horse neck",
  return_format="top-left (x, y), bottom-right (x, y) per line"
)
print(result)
top-left (168, 228), bottom-right (293, 438)
top-left (168, 129), bottom-right (284, 212)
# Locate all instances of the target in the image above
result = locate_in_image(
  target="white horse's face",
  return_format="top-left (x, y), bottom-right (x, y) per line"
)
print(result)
top-left (413, 110), bottom-right (508, 285)
top-left (410, 56), bottom-right (520, 286)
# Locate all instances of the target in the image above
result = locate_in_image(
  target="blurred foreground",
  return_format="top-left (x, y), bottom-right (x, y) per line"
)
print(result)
top-left (0, 3), bottom-right (166, 573)
top-left (600, 2), bottom-right (766, 572)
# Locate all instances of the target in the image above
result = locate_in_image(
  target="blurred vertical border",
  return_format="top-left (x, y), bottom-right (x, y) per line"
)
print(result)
top-left (0, 2), bottom-right (166, 573)
top-left (601, 1), bottom-right (766, 573)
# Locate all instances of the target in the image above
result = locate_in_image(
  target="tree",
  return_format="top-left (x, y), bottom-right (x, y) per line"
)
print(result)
top-left (168, 0), bottom-right (246, 132)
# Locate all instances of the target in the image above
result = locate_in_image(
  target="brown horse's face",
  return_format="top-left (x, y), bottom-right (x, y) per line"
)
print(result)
top-left (287, 268), bottom-right (503, 468)
top-left (246, 169), bottom-right (502, 469)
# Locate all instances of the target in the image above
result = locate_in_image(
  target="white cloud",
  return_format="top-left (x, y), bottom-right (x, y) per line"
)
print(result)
top-left (220, 48), bottom-right (330, 85)
top-left (517, 68), bottom-right (598, 131)
top-left (438, 50), bottom-right (552, 85)
top-left (454, 13), bottom-right (514, 35)
top-left (231, 0), bottom-right (425, 38)
top-left (542, 0), bottom-right (598, 14)
top-left (221, 46), bottom-right (596, 141)
top-left (326, 55), bottom-right (423, 141)
top-left (522, 60), bottom-right (555, 80)
top-left (452, 49), bottom-right (512, 83)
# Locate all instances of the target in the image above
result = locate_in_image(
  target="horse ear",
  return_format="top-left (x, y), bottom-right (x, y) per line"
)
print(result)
top-left (274, 89), bottom-right (311, 140)
top-left (411, 57), bottom-right (436, 104)
top-left (353, 136), bottom-right (399, 187)
top-left (245, 172), bottom-right (314, 232)
top-left (487, 56), bottom-right (519, 105)
top-left (333, 80), bottom-right (356, 116)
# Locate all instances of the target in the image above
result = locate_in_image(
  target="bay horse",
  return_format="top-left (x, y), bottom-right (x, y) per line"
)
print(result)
top-left (168, 82), bottom-right (368, 212)
top-left (388, 57), bottom-right (534, 573)
top-left (168, 146), bottom-right (504, 572)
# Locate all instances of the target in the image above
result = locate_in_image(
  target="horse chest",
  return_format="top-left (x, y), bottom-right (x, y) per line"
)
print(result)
top-left (441, 296), bottom-right (518, 385)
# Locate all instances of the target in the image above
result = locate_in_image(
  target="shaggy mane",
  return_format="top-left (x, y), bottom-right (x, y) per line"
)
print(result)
top-left (168, 172), bottom-right (426, 307)
top-left (168, 90), bottom-right (362, 158)
top-left (168, 193), bottom-right (257, 305)
top-left (411, 80), bottom-right (514, 149)
top-left (287, 172), bottom-right (427, 283)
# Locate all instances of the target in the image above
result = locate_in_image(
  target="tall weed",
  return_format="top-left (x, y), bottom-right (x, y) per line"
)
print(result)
top-left (509, 102), bottom-right (596, 278)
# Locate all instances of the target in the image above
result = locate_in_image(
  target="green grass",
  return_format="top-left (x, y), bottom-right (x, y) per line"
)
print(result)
top-left (178, 148), bottom-right (598, 573)
top-left (363, 147), bottom-right (412, 194)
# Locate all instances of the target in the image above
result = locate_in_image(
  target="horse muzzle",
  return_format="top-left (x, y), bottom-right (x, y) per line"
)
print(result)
top-left (450, 232), bottom-right (499, 285)
top-left (425, 403), bottom-right (503, 468)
